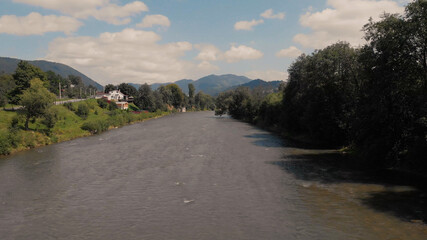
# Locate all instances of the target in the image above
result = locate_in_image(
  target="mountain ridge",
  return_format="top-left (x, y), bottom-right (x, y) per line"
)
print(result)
top-left (0, 57), bottom-right (103, 90)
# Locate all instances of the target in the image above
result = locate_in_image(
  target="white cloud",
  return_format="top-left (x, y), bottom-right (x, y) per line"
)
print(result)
top-left (14, 0), bottom-right (148, 25)
top-left (197, 61), bottom-right (219, 72)
top-left (137, 14), bottom-right (170, 28)
top-left (293, 0), bottom-right (404, 49)
top-left (224, 45), bottom-right (263, 63)
top-left (276, 46), bottom-right (303, 58)
top-left (245, 70), bottom-right (288, 81)
top-left (195, 44), bottom-right (223, 61)
top-left (0, 12), bottom-right (82, 35)
top-left (261, 9), bottom-right (285, 20)
top-left (234, 19), bottom-right (264, 31)
top-left (45, 28), bottom-right (194, 85)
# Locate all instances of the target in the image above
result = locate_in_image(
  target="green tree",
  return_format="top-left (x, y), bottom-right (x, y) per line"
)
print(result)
top-left (104, 84), bottom-right (116, 93)
top-left (188, 83), bottom-right (195, 107)
top-left (354, 2), bottom-right (427, 167)
top-left (10, 61), bottom-right (48, 104)
top-left (19, 78), bottom-right (56, 130)
top-left (0, 74), bottom-right (15, 107)
top-left (135, 83), bottom-right (155, 111)
top-left (118, 83), bottom-right (137, 97)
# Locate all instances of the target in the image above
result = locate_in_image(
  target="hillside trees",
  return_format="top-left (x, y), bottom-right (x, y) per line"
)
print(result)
top-left (0, 74), bottom-right (15, 107)
top-left (18, 78), bottom-right (56, 129)
top-left (9, 61), bottom-right (48, 104)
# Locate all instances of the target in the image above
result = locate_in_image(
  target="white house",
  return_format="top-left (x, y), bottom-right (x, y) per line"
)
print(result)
top-left (95, 90), bottom-right (127, 101)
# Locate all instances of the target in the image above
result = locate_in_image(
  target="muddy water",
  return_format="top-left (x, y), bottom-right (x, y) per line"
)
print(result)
top-left (0, 112), bottom-right (425, 239)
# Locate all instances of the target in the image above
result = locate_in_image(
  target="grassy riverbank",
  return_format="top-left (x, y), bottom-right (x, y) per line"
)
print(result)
top-left (0, 99), bottom-right (170, 156)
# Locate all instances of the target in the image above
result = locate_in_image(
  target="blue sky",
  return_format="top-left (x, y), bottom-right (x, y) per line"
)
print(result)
top-left (0, 0), bottom-right (407, 85)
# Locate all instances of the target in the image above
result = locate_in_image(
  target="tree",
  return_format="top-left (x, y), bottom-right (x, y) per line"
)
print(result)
top-left (19, 78), bottom-right (56, 130)
top-left (354, 2), bottom-right (427, 167)
top-left (282, 42), bottom-right (360, 146)
top-left (118, 83), bottom-right (137, 97)
top-left (135, 84), bottom-right (155, 111)
top-left (104, 84), bottom-right (116, 93)
top-left (10, 61), bottom-right (47, 104)
top-left (188, 83), bottom-right (195, 107)
top-left (0, 74), bottom-right (15, 107)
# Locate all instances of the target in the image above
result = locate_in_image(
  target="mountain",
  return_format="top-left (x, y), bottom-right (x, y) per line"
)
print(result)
top-left (228, 79), bottom-right (282, 92)
top-left (143, 74), bottom-right (252, 96)
top-left (0, 57), bottom-right (103, 90)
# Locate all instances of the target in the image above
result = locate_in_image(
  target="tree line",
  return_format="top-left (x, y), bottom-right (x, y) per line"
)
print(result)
top-left (103, 82), bottom-right (214, 112)
top-left (215, 1), bottom-right (427, 170)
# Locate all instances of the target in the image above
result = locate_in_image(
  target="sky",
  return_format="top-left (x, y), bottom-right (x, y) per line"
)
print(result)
top-left (0, 0), bottom-right (409, 85)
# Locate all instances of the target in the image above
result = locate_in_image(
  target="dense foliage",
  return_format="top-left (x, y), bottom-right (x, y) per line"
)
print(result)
top-left (215, 1), bottom-right (427, 170)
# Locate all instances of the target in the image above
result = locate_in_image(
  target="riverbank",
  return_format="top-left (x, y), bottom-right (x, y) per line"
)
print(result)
top-left (0, 99), bottom-right (171, 156)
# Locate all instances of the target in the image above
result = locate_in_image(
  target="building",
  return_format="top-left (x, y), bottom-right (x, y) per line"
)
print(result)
top-left (95, 90), bottom-right (127, 102)
top-left (116, 101), bottom-right (129, 110)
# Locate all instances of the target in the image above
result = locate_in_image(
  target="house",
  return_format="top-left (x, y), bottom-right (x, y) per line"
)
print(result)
top-left (116, 101), bottom-right (129, 110)
top-left (95, 90), bottom-right (127, 102)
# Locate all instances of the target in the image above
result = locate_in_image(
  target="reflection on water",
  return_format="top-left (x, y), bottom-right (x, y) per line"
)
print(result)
top-left (271, 148), bottom-right (427, 239)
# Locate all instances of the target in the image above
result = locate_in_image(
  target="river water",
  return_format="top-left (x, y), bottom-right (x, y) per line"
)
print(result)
top-left (0, 112), bottom-right (425, 239)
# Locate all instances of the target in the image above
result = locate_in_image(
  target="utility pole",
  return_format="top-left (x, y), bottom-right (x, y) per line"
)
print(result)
top-left (80, 87), bottom-right (82, 99)
top-left (59, 82), bottom-right (61, 99)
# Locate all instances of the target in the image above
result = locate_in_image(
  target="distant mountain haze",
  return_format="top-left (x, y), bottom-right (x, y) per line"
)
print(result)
top-left (0, 57), bottom-right (103, 90)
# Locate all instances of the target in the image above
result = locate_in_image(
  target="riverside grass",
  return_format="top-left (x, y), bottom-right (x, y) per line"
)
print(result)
top-left (0, 99), bottom-right (170, 156)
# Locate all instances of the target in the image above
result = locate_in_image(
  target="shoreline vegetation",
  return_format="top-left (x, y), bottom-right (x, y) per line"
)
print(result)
top-left (0, 62), bottom-right (214, 157)
top-left (0, 98), bottom-right (171, 157)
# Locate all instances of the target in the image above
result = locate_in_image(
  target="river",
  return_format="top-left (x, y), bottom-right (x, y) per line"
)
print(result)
top-left (0, 111), bottom-right (425, 239)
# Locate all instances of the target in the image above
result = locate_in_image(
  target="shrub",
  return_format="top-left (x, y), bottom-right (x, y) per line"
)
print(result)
top-left (0, 130), bottom-right (11, 155)
top-left (63, 102), bottom-right (74, 111)
top-left (81, 119), bottom-right (110, 134)
top-left (97, 98), bottom-right (108, 109)
top-left (76, 103), bottom-right (89, 119)
top-left (42, 107), bottom-right (59, 129)
top-left (108, 101), bottom-right (118, 111)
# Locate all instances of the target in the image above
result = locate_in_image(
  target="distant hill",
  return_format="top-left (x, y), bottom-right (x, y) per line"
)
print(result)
top-left (139, 74), bottom-right (252, 96)
top-left (0, 57), bottom-right (103, 90)
top-left (228, 79), bottom-right (282, 92)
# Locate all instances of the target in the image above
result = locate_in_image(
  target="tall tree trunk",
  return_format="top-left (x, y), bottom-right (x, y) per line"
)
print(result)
top-left (25, 116), bottom-right (29, 130)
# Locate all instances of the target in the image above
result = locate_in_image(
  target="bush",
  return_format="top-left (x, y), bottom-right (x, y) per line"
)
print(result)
top-left (42, 107), bottom-right (59, 129)
top-left (0, 130), bottom-right (11, 155)
top-left (76, 103), bottom-right (89, 119)
top-left (63, 102), bottom-right (74, 111)
top-left (97, 98), bottom-right (108, 109)
top-left (81, 119), bottom-right (110, 134)
top-left (108, 101), bottom-right (118, 111)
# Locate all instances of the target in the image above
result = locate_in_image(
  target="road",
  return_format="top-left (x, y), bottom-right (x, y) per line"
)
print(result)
top-left (0, 111), bottom-right (425, 239)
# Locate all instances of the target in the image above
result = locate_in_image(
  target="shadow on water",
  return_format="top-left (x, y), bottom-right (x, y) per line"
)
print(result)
top-left (244, 133), bottom-right (283, 148)
top-left (269, 151), bottom-right (427, 224)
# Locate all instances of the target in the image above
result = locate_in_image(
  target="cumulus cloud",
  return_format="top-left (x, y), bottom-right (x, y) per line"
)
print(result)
top-left (276, 46), bottom-right (303, 58)
top-left (245, 70), bottom-right (288, 81)
top-left (14, 0), bottom-right (148, 25)
top-left (137, 14), bottom-right (170, 28)
top-left (293, 0), bottom-right (404, 49)
top-left (224, 45), bottom-right (263, 63)
top-left (234, 19), bottom-right (264, 31)
top-left (45, 28), bottom-right (194, 85)
top-left (197, 61), bottom-right (219, 72)
top-left (260, 9), bottom-right (285, 20)
top-left (195, 44), bottom-right (223, 62)
top-left (0, 12), bottom-right (82, 35)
